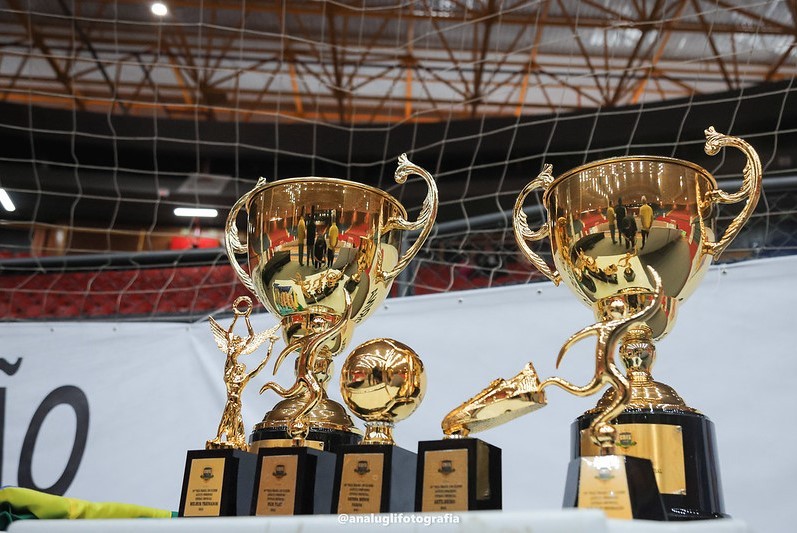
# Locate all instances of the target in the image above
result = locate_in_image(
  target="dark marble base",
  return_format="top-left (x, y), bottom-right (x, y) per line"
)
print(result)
top-left (573, 409), bottom-right (726, 520)
top-left (415, 437), bottom-right (501, 512)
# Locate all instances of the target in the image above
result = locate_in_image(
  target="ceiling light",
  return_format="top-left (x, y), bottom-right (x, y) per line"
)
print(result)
top-left (151, 2), bottom-right (168, 17)
top-left (174, 207), bottom-right (218, 218)
top-left (0, 189), bottom-right (15, 212)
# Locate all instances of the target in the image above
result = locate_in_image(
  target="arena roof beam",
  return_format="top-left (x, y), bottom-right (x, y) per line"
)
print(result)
top-left (7, 0), bottom-right (85, 111)
top-left (56, 0), bottom-right (128, 113)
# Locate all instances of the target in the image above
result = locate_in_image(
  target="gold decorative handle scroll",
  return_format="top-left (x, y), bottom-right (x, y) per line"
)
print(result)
top-left (378, 153), bottom-right (439, 283)
top-left (702, 126), bottom-right (763, 259)
top-left (513, 164), bottom-right (561, 285)
top-left (224, 177), bottom-right (268, 296)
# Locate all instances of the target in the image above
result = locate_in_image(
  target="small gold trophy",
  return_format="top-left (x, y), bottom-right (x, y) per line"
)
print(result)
top-left (178, 297), bottom-right (279, 517)
top-left (223, 154), bottom-right (438, 515)
top-left (442, 127), bottom-right (762, 520)
top-left (333, 338), bottom-right (426, 513)
top-left (207, 297), bottom-right (281, 451)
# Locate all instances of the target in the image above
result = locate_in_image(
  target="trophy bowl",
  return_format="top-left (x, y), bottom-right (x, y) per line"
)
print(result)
top-left (514, 127), bottom-right (762, 340)
top-left (224, 154), bottom-right (437, 450)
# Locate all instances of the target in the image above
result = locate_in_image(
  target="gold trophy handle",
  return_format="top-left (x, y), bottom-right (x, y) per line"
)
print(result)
top-left (224, 178), bottom-right (268, 295)
top-left (513, 164), bottom-right (561, 285)
top-left (379, 153), bottom-right (439, 283)
top-left (701, 126), bottom-right (763, 259)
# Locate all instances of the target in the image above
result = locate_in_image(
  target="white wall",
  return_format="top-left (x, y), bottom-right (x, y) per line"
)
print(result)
top-left (1, 255), bottom-right (793, 531)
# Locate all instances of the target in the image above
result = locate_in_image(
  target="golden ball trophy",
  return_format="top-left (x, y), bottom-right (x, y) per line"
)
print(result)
top-left (220, 154), bottom-right (438, 515)
top-left (332, 338), bottom-right (426, 513)
top-left (441, 127), bottom-right (762, 520)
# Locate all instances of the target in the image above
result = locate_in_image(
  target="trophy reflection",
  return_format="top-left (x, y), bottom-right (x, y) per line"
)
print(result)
top-left (443, 127), bottom-right (762, 520)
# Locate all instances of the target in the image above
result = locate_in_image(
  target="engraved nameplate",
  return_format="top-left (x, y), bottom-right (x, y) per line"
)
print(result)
top-left (254, 454), bottom-right (298, 515)
top-left (580, 423), bottom-right (686, 495)
top-left (337, 453), bottom-right (384, 513)
top-left (184, 457), bottom-right (225, 517)
top-left (421, 448), bottom-right (468, 512)
top-left (578, 456), bottom-right (633, 519)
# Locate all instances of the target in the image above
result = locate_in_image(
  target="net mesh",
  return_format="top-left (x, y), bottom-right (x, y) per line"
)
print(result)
top-left (0, 0), bottom-right (795, 321)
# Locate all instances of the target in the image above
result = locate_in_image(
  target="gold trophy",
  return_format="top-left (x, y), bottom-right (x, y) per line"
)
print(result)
top-left (223, 154), bottom-right (437, 515)
top-left (178, 297), bottom-right (280, 517)
top-left (332, 338), bottom-right (426, 513)
top-left (442, 127), bottom-right (762, 520)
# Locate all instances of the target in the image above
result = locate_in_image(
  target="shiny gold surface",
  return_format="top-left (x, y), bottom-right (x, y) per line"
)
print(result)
top-left (259, 290), bottom-right (353, 445)
top-left (340, 338), bottom-right (426, 445)
top-left (205, 296), bottom-right (280, 451)
top-left (250, 437), bottom-right (324, 452)
top-left (514, 127), bottom-right (762, 340)
top-left (441, 363), bottom-right (547, 437)
top-left (544, 267), bottom-right (663, 451)
top-left (253, 394), bottom-right (360, 434)
top-left (223, 154), bottom-right (438, 446)
top-left (587, 324), bottom-right (696, 414)
top-left (225, 154), bottom-right (438, 352)
top-left (443, 267), bottom-right (664, 452)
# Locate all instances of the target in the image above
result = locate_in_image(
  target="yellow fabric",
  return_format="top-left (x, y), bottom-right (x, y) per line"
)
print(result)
top-left (0, 487), bottom-right (172, 521)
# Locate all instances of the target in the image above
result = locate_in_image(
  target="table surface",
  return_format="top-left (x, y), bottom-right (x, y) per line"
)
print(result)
top-left (7, 510), bottom-right (753, 533)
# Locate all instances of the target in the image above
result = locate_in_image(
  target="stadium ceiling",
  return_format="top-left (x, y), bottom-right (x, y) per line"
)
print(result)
top-left (1, 0), bottom-right (796, 124)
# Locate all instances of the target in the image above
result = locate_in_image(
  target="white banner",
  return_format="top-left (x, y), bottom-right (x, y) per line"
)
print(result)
top-left (1, 255), bottom-right (794, 532)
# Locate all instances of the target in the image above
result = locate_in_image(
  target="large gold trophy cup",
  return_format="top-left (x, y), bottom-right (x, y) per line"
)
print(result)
top-left (224, 154), bottom-right (437, 453)
top-left (443, 127), bottom-right (762, 520)
top-left (513, 126), bottom-right (760, 347)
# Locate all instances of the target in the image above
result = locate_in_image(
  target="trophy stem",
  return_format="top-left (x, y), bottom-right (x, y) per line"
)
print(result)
top-left (363, 421), bottom-right (395, 445)
top-left (587, 323), bottom-right (696, 414)
top-left (619, 323), bottom-right (656, 376)
top-left (253, 299), bottom-right (364, 451)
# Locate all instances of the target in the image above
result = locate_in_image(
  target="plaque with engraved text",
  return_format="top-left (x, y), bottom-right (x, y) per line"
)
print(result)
top-left (336, 453), bottom-right (384, 513)
top-left (183, 457), bottom-right (225, 517)
top-left (255, 454), bottom-right (298, 516)
top-left (421, 449), bottom-right (468, 512)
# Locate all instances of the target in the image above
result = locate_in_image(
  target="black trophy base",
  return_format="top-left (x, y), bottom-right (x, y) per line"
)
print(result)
top-left (415, 437), bottom-right (501, 512)
top-left (178, 448), bottom-right (257, 517)
top-left (332, 444), bottom-right (416, 513)
top-left (250, 425), bottom-right (362, 453)
top-left (563, 454), bottom-right (667, 520)
top-left (251, 446), bottom-right (336, 515)
top-left (573, 410), bottom-right (726, 520)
